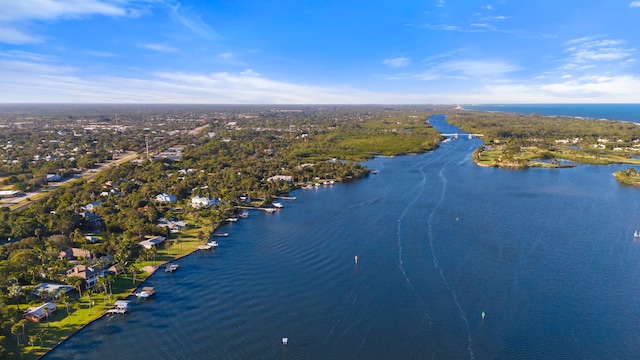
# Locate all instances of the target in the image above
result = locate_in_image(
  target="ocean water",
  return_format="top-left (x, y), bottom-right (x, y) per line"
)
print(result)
top-left (464, 104), bottom-right (640, 122)
top-left (44, 114), bottom-right (640, 359)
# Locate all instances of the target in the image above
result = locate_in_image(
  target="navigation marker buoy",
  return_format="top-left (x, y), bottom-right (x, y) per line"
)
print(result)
top-left (481, 311), bottom-right (486, 319)
top-left (354, 255), bottom-right (358, 264)
top-left (282, 338), bottom-right (288, 345)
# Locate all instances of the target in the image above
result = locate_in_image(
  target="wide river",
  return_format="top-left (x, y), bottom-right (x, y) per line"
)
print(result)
top-left (45, 115), bottom-right (640, 359)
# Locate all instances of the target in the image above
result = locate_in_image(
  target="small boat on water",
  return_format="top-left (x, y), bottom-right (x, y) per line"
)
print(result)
top-left (263, 208), bottom-right (277, 213)
top-left (239, 211), bottom-right (249, 218)
top-left (273, 202), bottom-right (283, 208)
top-left (225, 217), bottom-right (239, 222)
top-left (164, 264), bottom-right (179, 273)
top-left (135, 287), bottom-right (155, 299)
top-left (635, 231), bottom-right (640, 238)
top-left (198, 244), bottom-right (213, 250)
top-left (211, 233), bottom-right (229, 237)
top-left (208, 240), bottom-right (219, 248)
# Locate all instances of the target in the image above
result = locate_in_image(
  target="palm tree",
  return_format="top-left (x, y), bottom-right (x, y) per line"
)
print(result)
top-left (129, 264), bottom-right (137, 284)
top-left (86, 289), bottom-right (93, 315)
top-left (59, 293), bottom-right (71, 325)
top-left (11, 322), bottom-right (21, 347)
top-left (96, 276), bottom-right (108, 304)
top-left (105, 274), bottom-right (115, 298)
top-left (38, 329), bottom-right (47, 347)
top-left (67, 275), bottom-right (84, 298)
top-left (43, 304), bottom-right (50, 327)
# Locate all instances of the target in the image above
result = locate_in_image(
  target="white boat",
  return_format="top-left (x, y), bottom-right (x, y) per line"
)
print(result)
top-left (164, 264), bottom-right (179, 273)
top-left (198, 244), bottom-right (213, 250)
top-left (273, 202), bottom-right (283, 208)
top-left (211, 233), bottom-right (229, 237)
top-left (635, 231), bottom-right (640, 238)
top-left (263, 208), bottom-right (277, 213)
top-left (239, 211), bottom-right (249, 218)
top-left (225, 217), bottom-right (239, 222)
top-left (135, 287), bottom-right (155, 299)
top-left (208, 240), bottom-right (219, 248)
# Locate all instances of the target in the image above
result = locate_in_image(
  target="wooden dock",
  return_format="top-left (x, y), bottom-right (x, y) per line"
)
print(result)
top-left (274, 196), bottom-right (297, 200)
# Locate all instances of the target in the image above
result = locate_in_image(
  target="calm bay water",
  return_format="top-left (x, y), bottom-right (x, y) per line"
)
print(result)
top-left (465, 104), bottom-right (640, 122)
top-left (45, 114), bottom-right (640, 359)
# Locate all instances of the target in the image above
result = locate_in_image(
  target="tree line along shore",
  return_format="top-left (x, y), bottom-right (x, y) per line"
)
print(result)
top-left (445, 110), bottom-right (640, 178)
top-left (1, 104), bottom-right (640, 359)
top-left (0, 105), bottom-right (442, 359)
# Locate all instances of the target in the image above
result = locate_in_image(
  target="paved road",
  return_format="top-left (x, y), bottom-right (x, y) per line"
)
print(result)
top-left (0, 151), bottom-right (139, 211)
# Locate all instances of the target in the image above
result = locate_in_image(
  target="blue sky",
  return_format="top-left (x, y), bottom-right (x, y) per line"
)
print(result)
top-left (1, 0), bottom-right (640, 104)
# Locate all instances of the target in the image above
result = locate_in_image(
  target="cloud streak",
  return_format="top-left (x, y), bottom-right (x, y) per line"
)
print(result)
top-left (562, 37), bottom-right (636, 71)
top-left (0, 0), bottom-right (131, 43)
top-left (139, 43), bottom-right (178, 52)
top-left (168, 2), bottom-right (219, 39)
top-left (383, 57), bottom-right (412, 68)
top-left (7, 57), bottom-right (634, 105)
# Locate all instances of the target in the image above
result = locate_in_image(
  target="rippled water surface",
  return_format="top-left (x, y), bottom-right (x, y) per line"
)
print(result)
top-left (45, 115), bottom-right (640, 359)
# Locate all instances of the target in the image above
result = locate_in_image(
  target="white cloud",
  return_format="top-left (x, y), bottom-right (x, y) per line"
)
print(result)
top-left (436, 0), bottom-right (445, 8)
top-left (630, 1), bottom-right (640, 8)
top-left (0, 26), bottom-right (43, 44)
top-left (0, 0), bottom-right (131, 44)
top-left (139, 43), bottom-right (178, 52)
top-left (1, 57), bottom-right (639, 105)
top-left (169, 2), bottom-right (219, 39)
top-left (0, 59), bottom-right (416, 104)
top-left (416, 59), bottom-right (520, 80)
top-left (383, 57), bottom-right (412, 68)
top-left (562, 37), bottom-right (635, 71)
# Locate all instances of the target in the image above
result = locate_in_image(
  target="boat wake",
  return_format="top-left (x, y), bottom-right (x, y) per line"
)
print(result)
top-left (426, 154), bottom-right (475, 360)
top-left (393, 125), bottom-right (479, 359)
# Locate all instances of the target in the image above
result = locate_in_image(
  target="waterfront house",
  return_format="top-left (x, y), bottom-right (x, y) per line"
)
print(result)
top-left (32, 283), bottom-right (74, 300)
top-left (24, 302), bottom-right (57, 322)
top-left (157, 218), bottom-right (188, 233)
top-left (191, 196), bottom-right (219, 208)
top-left (139, 235), bottom-right (166, 249)
top-left (59, 248), bottom-right (92, 261)
top-left (66, 265), bottom-right (107, 289)
top-left (267, 175), bottom-right (293, 182)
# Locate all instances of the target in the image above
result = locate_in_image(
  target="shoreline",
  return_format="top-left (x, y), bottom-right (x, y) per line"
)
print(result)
top-left (37, 193), bottom-right (302, 358)
top-left (38, 246), bottom-right (201, 359)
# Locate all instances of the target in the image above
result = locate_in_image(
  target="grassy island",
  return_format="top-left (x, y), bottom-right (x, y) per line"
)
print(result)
top-left (447, 110), bottom-right (640, 173)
